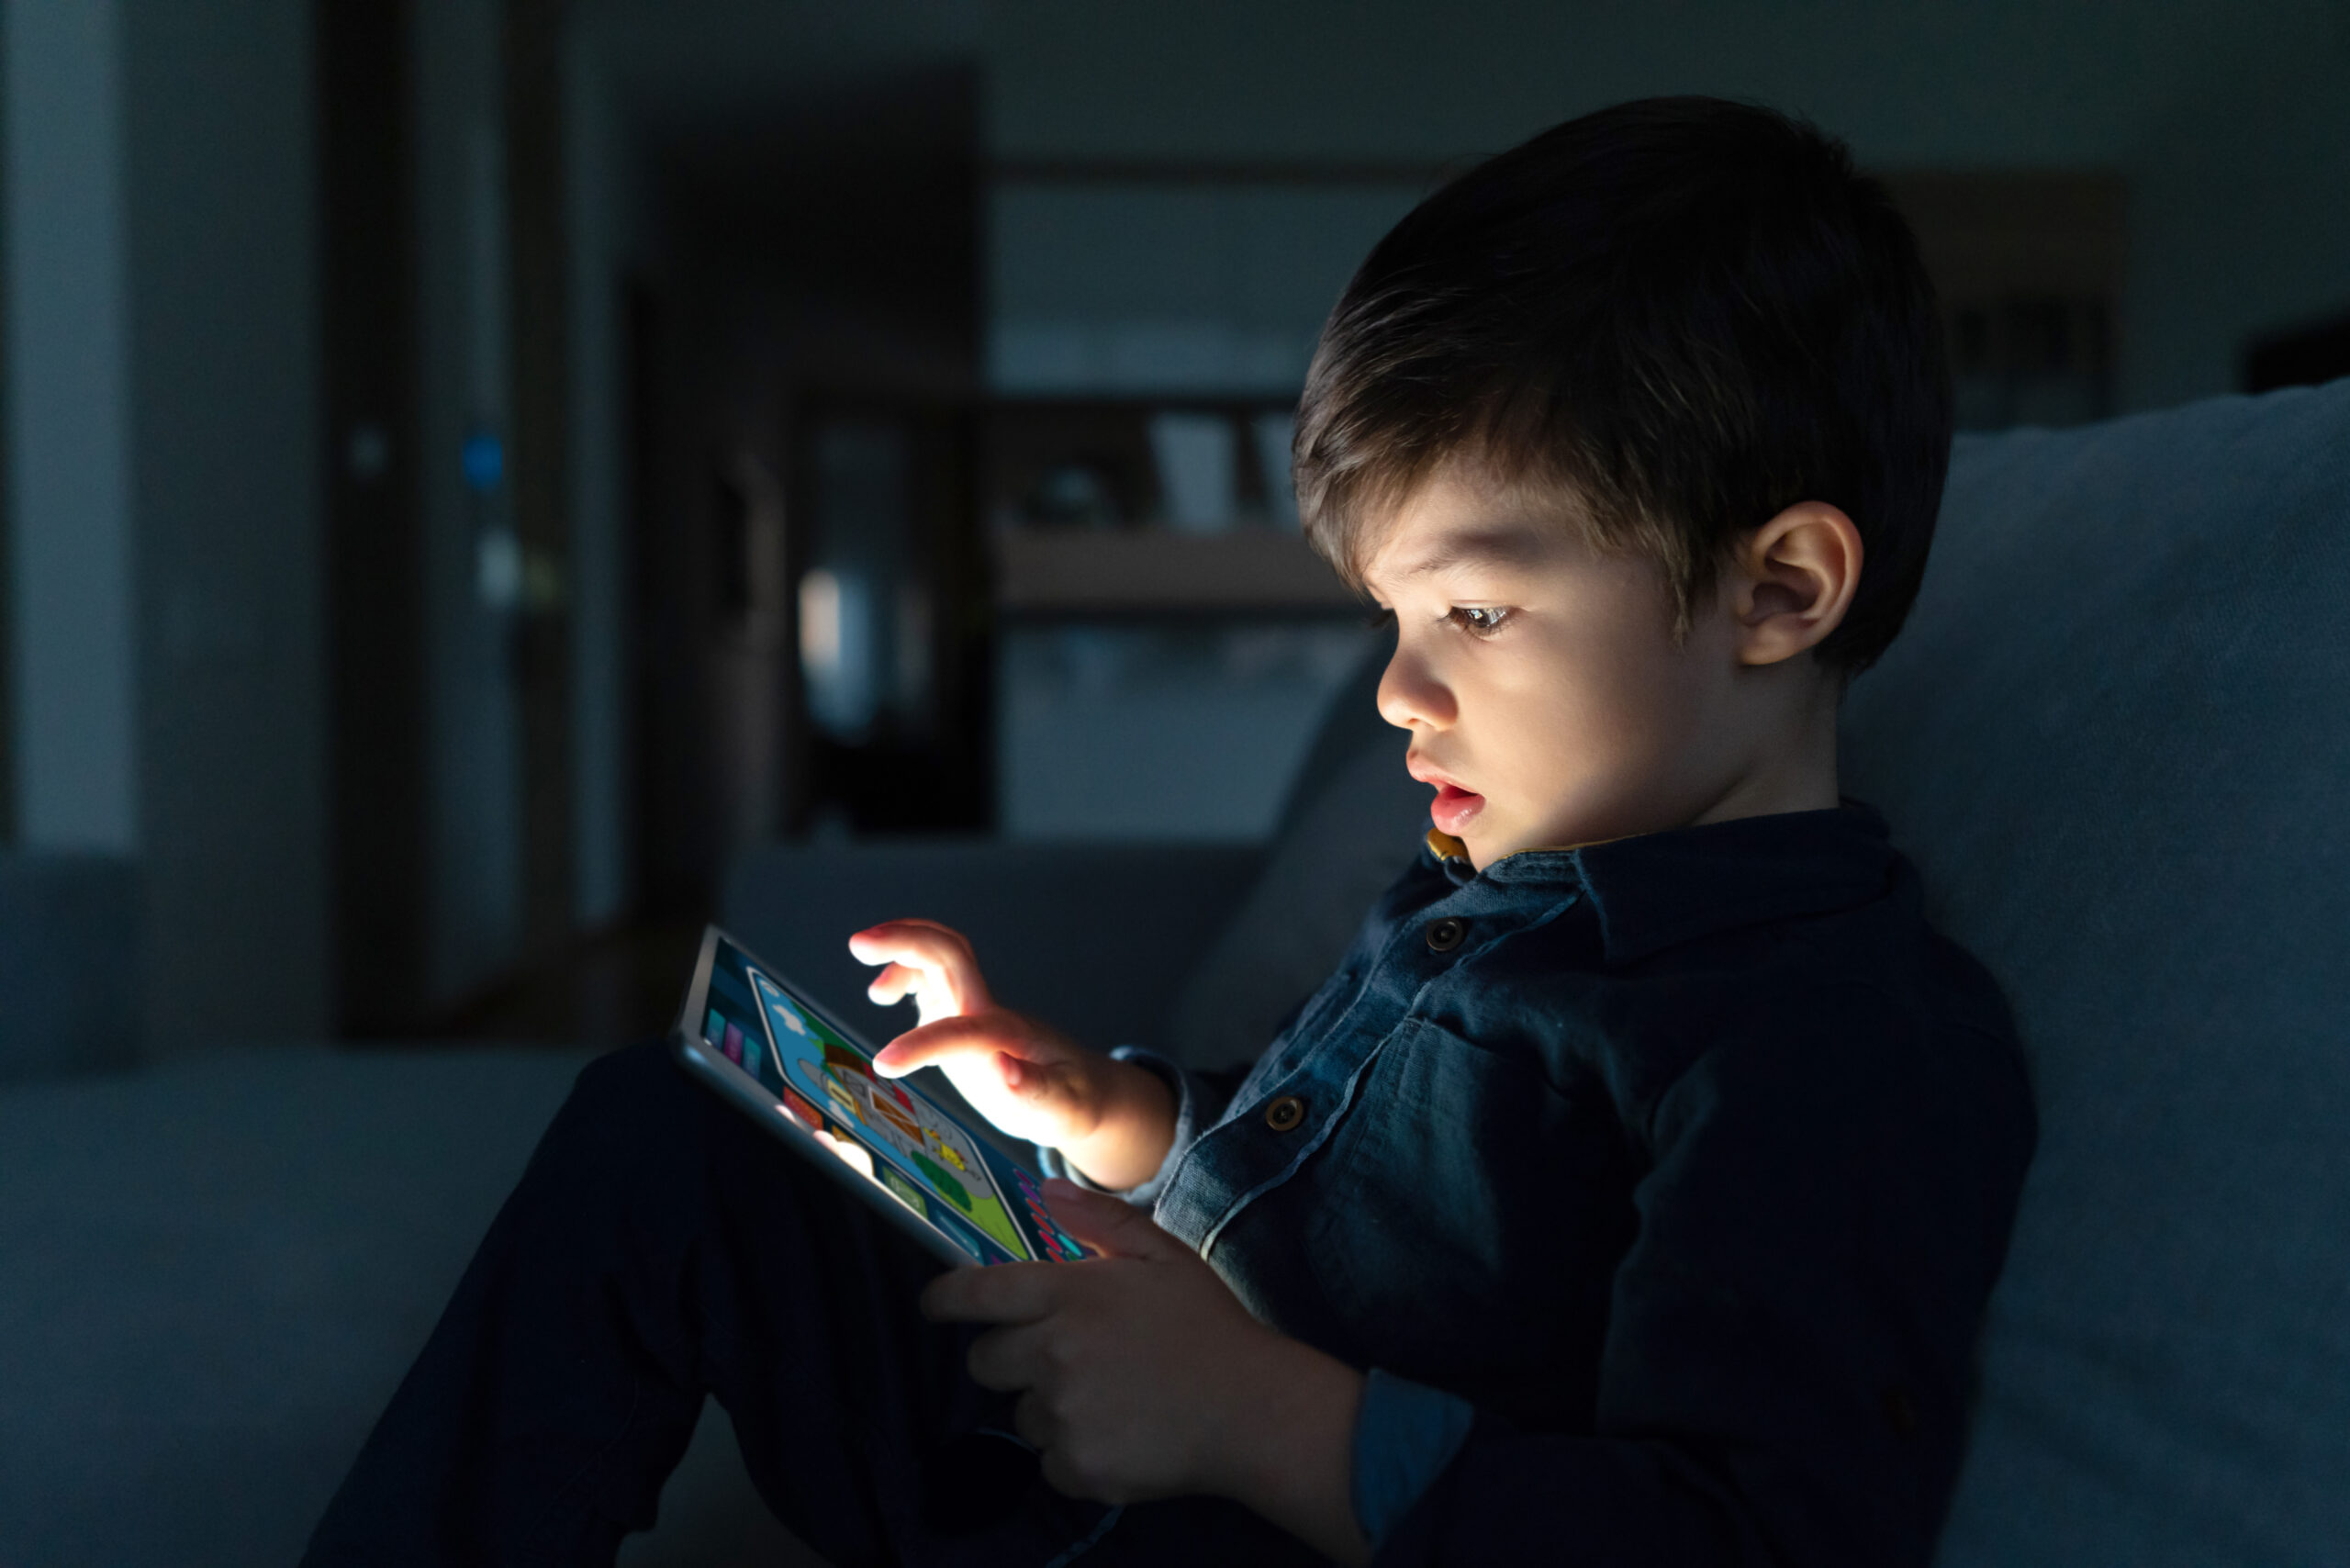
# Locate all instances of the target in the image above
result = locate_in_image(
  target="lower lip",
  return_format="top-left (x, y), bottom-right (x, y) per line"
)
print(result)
top-left (1430, 784), bottom-right (1484, 834)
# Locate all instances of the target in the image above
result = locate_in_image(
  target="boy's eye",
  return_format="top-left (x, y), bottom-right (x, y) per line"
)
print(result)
top-left (1447, 605), bottom-right (1512, 636)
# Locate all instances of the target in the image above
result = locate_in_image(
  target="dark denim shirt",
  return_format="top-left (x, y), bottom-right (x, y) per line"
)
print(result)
top-left (1131, 802), bottom-right (2034, 1565)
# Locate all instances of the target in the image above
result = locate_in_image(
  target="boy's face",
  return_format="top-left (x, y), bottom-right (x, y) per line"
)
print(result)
top-left (1360, 465), bottom-right (1776, 868)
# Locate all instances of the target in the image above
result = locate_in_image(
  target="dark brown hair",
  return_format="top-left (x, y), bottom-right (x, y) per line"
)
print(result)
top-left (1294, 96), bottom-right (1951, 676)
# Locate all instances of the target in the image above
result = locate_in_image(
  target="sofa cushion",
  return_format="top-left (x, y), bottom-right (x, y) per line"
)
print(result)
top-left (1165, 743), bottom-right (1431, 1070)
top-left (0, 1045), bottom-right (817, 1568)
top-left (1839, 382), bottom-right (2350, 1566)
top-left (0, 1047), bottom-right (588, 1564)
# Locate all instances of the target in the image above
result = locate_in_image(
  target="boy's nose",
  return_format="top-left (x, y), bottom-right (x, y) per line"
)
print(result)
top-left (1377, 647), bottom-right (1456, 731)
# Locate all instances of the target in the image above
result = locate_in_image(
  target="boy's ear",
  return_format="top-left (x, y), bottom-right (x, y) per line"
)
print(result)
top-left (1728, 501), bottom-right (1863, 667)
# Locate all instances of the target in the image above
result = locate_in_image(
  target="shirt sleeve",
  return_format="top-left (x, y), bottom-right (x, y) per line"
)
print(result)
top-left (1034, 1046), bottom-right (1244, 1207)
top-left (1368, 986), bottom-right (2034, 1568)
top-left (1350, 1371), bottom-right (1477, 1551)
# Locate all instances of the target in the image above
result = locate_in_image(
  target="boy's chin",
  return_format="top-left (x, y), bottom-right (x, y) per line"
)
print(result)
top-left (1454, 823), bottom-right (1509, 869)
top-left (1470, 810), bottom-right (1603, 864)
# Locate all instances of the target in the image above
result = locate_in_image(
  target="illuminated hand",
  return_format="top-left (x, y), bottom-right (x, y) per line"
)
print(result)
top-left (921, 1181), bottom-right (1370, 1564)
top-left (848, 919), bottom-right (1174, 1189)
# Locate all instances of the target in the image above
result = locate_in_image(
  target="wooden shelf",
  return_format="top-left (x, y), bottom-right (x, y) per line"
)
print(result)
top-left (993, 528), bottom-right (1360, 614)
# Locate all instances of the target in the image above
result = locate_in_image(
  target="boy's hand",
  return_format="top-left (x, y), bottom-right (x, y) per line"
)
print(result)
top-left (848, 920), bottom-right (1175, 1191)
top-left (922, 1182), bottom-right (1370, 1566)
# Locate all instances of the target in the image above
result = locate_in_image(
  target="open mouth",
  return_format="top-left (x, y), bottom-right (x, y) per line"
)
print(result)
top-left (1430, 783), bottom-right (1485, 834)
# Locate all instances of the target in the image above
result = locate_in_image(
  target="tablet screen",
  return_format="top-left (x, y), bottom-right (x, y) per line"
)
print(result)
top-left (696, 936), bottom-right (1087, 1266)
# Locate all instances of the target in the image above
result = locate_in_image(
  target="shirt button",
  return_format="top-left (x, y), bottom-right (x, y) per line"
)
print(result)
top-left (1426, 916), bottom-right (1467, 953)
top-left (1263, 1094), bottom-right (1307, 1132)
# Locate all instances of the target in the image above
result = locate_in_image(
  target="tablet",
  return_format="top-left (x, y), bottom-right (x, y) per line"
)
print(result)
top-left (671, 925), bottom-right (1093, 1270)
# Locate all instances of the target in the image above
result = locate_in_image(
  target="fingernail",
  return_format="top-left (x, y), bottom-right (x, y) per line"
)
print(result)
top-left (1002, 1058), bottom-right (1024, 1089)
top-left (1041, 1177), bottom-right (1082, 1200)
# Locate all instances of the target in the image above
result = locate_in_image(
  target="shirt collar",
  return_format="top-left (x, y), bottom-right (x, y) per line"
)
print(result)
top-left (1425, 801), bottom-right (1897, 966)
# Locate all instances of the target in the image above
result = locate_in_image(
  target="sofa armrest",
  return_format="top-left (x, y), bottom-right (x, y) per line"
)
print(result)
top-left (722, 838), bottom-right (1262, 1054)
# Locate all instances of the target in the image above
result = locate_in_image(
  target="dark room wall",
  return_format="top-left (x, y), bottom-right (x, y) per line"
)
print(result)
top-left (986, 0), bottom-right (2350, 410)
top-left (411, 0), bottom-right (527, 1007)
top-left (121, 0), bottom-right (330, 1043)
top-left (5, 0), bottom-right (139, 858)
top-left (5, 0), bottom-right (329, 1047)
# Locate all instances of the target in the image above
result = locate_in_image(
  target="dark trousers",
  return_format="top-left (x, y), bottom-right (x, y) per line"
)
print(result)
top-left (301, 1041), bottom-right (1323, 1568)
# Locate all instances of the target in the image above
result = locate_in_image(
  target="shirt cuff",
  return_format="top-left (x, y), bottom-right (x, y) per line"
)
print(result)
top-left (1034, 1046), bottom-right (1197, 1207)
top-left (1350, 1370), bottom-right (1476, 1554)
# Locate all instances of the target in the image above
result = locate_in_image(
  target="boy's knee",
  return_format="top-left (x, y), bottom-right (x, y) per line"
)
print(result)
top-left (556, 1037), bottom-right (800, 1191)
top-left (539, 1039), bottom-right (712, 1179)
top-left (571, 1036), bottom-right (690, 1113)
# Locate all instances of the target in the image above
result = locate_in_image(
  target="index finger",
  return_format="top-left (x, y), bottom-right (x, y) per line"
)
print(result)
top-left (921, 1260), bottom-right (1065, 1327)
top-left (871, 1014), bottom-right (1025, 1078)
top-left (846, 920), bottom-right (992, 1014)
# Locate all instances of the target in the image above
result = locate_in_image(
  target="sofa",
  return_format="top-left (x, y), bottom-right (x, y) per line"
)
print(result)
top-left (2, 379), bottom-right (2344, 1566)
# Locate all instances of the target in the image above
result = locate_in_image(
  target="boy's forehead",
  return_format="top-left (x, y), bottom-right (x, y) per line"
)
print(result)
top-left (1360, 468), bottom-right (1582, 587)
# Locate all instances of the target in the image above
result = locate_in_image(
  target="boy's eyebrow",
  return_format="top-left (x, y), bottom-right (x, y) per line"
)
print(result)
top-left (1374, 523), bottom-right (1556, 584)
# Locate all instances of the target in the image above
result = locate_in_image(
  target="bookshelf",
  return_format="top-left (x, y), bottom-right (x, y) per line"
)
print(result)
top-left (982, 397), bottom-right (1359, 617)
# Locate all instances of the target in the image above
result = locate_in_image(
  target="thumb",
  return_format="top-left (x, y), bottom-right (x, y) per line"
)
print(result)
top-left (1041, 1178), bottom-right (1186, 1263)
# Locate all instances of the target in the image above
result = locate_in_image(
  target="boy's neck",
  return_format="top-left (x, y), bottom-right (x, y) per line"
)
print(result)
top-left (1690, 677), bottom-right (1842, 829)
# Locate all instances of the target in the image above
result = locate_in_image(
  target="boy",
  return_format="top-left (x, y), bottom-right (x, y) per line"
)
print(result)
top-left (307, 96), bottom-right (2032, 1566)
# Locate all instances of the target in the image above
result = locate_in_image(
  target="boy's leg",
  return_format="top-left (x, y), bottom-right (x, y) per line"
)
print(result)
top-left (300, 1040), bottom-right (1109, 1568)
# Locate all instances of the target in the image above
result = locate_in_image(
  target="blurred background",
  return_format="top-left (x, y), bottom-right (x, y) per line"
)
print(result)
top-left (2, 0), bottom-right (2346, 1054)
top-left (4, 4), bottom-right (2350, 1564)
